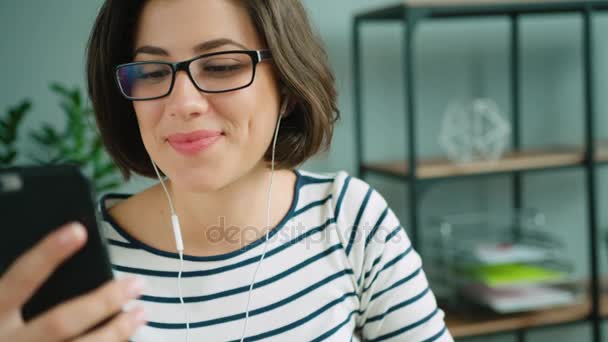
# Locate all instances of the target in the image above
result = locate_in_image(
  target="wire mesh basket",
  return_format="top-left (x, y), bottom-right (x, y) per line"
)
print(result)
top-left (422, 208), bottom-right (579, 314)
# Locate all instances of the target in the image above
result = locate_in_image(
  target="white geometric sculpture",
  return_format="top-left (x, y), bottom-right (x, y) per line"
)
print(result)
top-left (439, 98), bottom-right (511, 164)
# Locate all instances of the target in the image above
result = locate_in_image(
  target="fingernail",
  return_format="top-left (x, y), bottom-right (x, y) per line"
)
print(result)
top-left (58, 223), bottom-right (85, 246)
top-left (126, 276), bottom-right (146, 297)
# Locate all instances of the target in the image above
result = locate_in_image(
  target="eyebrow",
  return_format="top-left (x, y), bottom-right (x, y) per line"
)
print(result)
top-left (133, 38), bottom-right (249, 57)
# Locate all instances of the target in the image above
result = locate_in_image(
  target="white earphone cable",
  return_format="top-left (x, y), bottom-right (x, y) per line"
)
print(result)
top-left (151, 160), bottom-right (191, 342)
top-left (151, 161), bottom-right (176, 215)
top-left (151, 100), bottom-right (287, 342)
top-left (239, 108), bottom-right (284, 342)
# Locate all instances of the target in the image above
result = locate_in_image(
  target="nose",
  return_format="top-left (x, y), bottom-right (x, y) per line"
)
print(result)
top-left (165, 70), bottom-right (209, 120)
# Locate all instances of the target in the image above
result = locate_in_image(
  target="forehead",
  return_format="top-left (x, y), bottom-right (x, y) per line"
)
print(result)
top-left (135, 0), bottom-right (263, 56)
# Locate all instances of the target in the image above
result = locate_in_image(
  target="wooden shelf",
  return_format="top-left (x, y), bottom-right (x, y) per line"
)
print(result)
top-left (363, 143), bottom-right (608, 180)
top-left (446, 300), bottom-right (590, 338)
top-left (445, 280), bottom-right (608, 338)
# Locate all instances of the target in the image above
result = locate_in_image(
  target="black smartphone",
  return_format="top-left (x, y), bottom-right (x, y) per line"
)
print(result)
top-left (0, 164), bottom-right (115, 322)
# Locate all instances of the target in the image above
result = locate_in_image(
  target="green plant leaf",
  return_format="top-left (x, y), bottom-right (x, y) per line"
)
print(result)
top-left (0, 100), bottom-right (31, 150)
top-left (49, 82), bottom-right (71, 98)
top-left (97, 181), bottom-right (121, 192)
top-left (28, 82), bottom-right (122, 191)
top-left (71, 88), bottom-right (82, 107)
top-left (91, 140), bottom-right (105, 170)
top-left (9, 101), bottom-right (31, 120)
top-left (30, 124), bottom-right (61, 146)
top-left (93, 162), bottom-right (117, 180)
top-left (0, 150), bottom-right (17, 165)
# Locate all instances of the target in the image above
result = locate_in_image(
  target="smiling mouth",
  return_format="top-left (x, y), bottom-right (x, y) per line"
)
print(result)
top-left (166, 131), bottom-right (223, 156)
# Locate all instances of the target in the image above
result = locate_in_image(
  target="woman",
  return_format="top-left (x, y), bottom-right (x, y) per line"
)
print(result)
top-left (0, 0), bottom-right (452, 341)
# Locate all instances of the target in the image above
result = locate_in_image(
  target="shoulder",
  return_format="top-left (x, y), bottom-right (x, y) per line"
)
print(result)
top-left (316, 170), bottom-right (393, 232)
top-left (97, 185), bottom-right (162, 240)
top-left (297, 169), bottom-right (384, 214)
top-left (101, 182), bottom-right (162, 216)
top-left (297, 169), bottom-right (399, 251)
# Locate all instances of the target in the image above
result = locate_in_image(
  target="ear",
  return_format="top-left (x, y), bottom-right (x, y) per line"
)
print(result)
top-left (280, 89), bottom-right (296, 117)
top-left (279, 96), bottom-right (289, 117)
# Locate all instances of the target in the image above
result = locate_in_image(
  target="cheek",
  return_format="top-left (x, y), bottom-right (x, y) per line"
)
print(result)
top-left (133, 103), bottom-right (163, 144)
top-left (133, 101), bottom-right (162, 120)
top-left (212, 93), bottom-right (259, 138)
top-left (239, 106), bottom-right (278, 161)
top-left (235, 100), bottom-right (274, 148)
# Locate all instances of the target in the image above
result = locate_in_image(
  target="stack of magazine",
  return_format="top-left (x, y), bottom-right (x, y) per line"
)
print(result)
top-left (424, 209), bottom-right (581, 314)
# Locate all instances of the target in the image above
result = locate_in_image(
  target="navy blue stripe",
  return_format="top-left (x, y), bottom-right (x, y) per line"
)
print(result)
top-left (139, 243), bottom-right (344, 303)
top-left (107, 239), bottom-right (139, 249)
top-left (111, 265), bottom-right (171, 277)
top-left (385, 226), bottom-right (402, 242)
top-left (365, 207), bottom-right (388, 248)
top-left (293, 194), bottom-right (332, 217)
top-left (98, 169), bottom-right (301, 262)
top-left (368, 307), bottom-right (440, 342)
top-left (233, 292), bottom-right (359, 342)
top-left (334, 176), bottom-right (351, 220)
top-left (346, 187), bottom-right (372, 256)
top-left (370, 267), bottom-right (422, 302)
top-left (146, 268), bottom-right (354, 329)
top-left (311, 309), bottom-right (362, 342)
top-left (363, 245), bottom-right (413, 293)
top-left (422, 325), bottom-right (447, 342)
top-left (358, 224), bottom-right (400, 286)
top-left (357, 255), bottom-right (382, 287)
top-left (111, 217), bottom-right (335, 278)
top-left (299, 174), bottom-right (334, 186)
top-left (365, 287), bottom-right (431, 324)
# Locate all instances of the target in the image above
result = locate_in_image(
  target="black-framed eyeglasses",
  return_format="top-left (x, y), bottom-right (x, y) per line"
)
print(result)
top-left (115, 49), bottom-right (272, 101)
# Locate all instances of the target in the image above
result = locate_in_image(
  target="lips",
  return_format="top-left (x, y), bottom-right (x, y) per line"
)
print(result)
top-left (166, 130), bottom-right (223, 156)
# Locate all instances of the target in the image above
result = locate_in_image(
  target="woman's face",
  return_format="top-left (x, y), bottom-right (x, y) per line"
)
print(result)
top-left (132, 0), bottom-right (282, 192)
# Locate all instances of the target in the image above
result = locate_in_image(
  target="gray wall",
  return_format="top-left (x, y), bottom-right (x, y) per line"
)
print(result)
top-left (1, 1), bottom-right (607, 341)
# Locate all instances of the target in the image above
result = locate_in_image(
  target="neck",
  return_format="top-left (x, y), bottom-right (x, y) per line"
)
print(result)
top-left (160, 164), bottom-right (291, 253)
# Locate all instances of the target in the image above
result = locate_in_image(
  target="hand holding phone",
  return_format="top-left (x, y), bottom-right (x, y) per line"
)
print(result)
top-left (0, 222), bottom-right (146, 341)
top-left (0, 165), bottom-right (146, 340)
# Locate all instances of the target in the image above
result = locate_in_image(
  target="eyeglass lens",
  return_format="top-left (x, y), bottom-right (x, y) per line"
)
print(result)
top-left (117, 52), bottom-right (255, 99)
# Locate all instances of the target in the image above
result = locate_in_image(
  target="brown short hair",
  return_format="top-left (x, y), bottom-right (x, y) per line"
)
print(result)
top-left (86, 0), bottom-right (339, 180)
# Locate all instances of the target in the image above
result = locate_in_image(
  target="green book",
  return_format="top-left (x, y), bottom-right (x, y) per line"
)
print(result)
top-left (460, 263), bottom-right (567, 288)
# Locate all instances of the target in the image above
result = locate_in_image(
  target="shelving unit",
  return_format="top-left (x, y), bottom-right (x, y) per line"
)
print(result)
top-left (363, 142), bottom-right (608, 181)
top-left (447, 295), bottom-right (592, 338)
top-left (447, 279), bottom-right (608, 339)
top-left (352, 1), bottom-right (608, 341)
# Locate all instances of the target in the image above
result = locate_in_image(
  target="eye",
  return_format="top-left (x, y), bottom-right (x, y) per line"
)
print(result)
top-left (202, 62), bottom-right (246, 77)
top-left (193, 55), bottom-right (251, 79)
top-left (138, 68), bottom-right (171, 80)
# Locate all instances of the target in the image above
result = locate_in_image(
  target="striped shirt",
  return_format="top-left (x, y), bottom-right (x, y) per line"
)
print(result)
top-left (99, 169), bottom-right (452, 341)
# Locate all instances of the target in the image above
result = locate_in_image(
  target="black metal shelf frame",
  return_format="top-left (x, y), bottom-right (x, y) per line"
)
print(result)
top-left (352, 1), bottom-right (607, 341)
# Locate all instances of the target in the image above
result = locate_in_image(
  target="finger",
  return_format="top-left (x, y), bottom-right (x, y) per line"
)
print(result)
top-left (0, 223), bottom-right (87, 311)
top-left (23, 276), bottom-right (145, 342)
top-left (72, 306), bottom-right (146, 342)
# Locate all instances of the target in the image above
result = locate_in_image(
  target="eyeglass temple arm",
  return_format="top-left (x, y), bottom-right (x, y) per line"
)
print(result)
top-left (257, 50), bottom-right (272, 62)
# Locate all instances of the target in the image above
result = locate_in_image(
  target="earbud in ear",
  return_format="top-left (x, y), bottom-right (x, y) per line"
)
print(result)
top-left (279, 98), bottom-right (289, 118)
